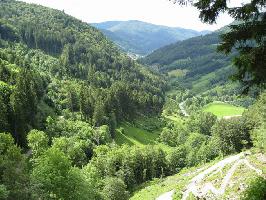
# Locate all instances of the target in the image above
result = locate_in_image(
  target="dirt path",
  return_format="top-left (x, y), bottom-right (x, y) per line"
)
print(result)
top-left (182, 152), bottom-right (262, 200)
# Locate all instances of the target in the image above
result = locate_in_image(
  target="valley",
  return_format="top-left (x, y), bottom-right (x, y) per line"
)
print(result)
top-left (0, 0), bottom-right (265, 200)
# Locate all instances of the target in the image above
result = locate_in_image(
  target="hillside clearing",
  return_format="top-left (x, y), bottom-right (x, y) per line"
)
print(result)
top-left (114, 123), bottom-right (160, 146)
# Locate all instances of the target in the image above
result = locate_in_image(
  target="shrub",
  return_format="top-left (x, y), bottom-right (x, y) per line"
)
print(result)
top-left (211, 118), bottom-right (251, 155)
top-left (102, 177), bottom-right (129, 200)
top-left (242, 177), bottom-right (266, 200)
top-left (167, 145), bottom-right (187, 173)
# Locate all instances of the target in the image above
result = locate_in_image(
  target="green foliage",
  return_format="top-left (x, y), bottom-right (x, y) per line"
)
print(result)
top-left (0, 0), bottom-right (165, 147)
top-left (251, 125), bottom-right (266, 152)
top-left (244, 92), bottom-right (266, 152)
top-left (46, 117), bottom-right (111, 146)
top-left (10, 68), bottom-right (43, 146)
top-left (132, 116), bottom-right (165, 132)
top-left (0, 184), bottom-right (9, 200)
top-left (45, 117), bottom-right (113, 166)
top-left (52, 136), bottom-right (91, 167)
top-left (187, 112), bottom-right (217, 135)
top-left (93, 125), bottom-right (111, 145)
top-left (90, 145), bottom-right (168, 188)
top-left (0, 133), bottom-right (30, 200)
top-left (31, 148), bottom-right (92, 200)
top-left (241, 176), bottom-right (266, 200)
top-left (0, 95), bottom-right (8, 132)
top-left (102, 177), bottom-right (129, 200)
top-left (159, 122), bottom-right (189, 147)
top-left (167, 145), bottom-right (187, 173)
top-left (212, 118), bottom-right (251, 155)
top-left (27, 129), bottom-right (49, 158)
top-left (184, 132), bottom-right (208, 166)
top-left (0, 19), bottom-right (18, 42)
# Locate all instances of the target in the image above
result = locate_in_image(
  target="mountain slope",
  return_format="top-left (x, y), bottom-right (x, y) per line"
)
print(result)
top-left (140, 31), bottom-right (236, 93)
top-left (0, 0), bottom-right (165, 146)
top-left (92, 20), bottom-right (211, 55)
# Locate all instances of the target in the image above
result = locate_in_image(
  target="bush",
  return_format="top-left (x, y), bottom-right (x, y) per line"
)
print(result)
top-left (242, 177), bottom-right (266, 200)
top-left (102, 177), bottom-right (129, 200)
top-left (0, 184), bottom-right (9, 200)
top-left (187, 112), bottom-right (217, 135)
top-left (251, 124), bottom-right (266, 152)
top-left (159, 122), bottom-right (189, 147)
top-left (167, 145), bottom-right (187, 173)
top-left (211, 118), bottom-right (251, 155)
top-left (184, 132), bottom-right (208, 166)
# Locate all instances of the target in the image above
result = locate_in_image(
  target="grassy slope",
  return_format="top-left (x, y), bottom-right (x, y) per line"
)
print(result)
top-left (115, 122), bottom-right (160, 146)
top-left (202, 102), bottom-right (246, 117)
top-left (114, 121), bottom-right (173, 153)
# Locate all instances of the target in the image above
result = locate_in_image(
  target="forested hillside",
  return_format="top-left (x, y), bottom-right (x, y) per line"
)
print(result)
top-left (0, 0), bottom-right (165, 147)
top-left (140, 31), bottom-right (237, 93)
top-left (0, 1), bottom-right (265, 200)
top-left (92, 20), bottom-right (211, 55)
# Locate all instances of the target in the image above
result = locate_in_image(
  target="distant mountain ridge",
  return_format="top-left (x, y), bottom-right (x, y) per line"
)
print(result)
top-left (92, 20), bottom-right (211, 55)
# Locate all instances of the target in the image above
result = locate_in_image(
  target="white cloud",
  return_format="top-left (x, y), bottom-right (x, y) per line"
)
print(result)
top-left (21, 0), bottom-right (235, 31)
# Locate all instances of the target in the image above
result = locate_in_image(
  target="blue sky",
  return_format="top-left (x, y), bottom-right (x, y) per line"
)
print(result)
top-left (21, 0), bottom-right (241, 31)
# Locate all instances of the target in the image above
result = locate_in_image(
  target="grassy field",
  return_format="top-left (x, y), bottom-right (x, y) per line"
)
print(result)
top-left (114, 122), bottom-right (173, 152)
top-left (114, 122), bottom-right (160, 146)
top-left (202, 101), bottom-right (246, 118)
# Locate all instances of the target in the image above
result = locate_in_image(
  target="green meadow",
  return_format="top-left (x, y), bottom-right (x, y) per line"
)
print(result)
top-left (203, 102), bottom-right (246, 118)
top-left (115, 122), bottom-right (160, 146)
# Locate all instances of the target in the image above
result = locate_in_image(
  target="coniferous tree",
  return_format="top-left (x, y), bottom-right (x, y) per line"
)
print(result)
top-left (10, 68), bottom-right (38, 146)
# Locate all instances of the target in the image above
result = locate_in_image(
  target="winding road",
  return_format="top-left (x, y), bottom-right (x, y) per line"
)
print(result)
top-left (156, 152), bottom-right (262, 200)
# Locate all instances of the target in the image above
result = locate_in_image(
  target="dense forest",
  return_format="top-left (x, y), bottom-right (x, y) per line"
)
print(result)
top-left (0, 0), bottom-right (265, 200)
top-left (0, 0), bottom-right (166, 146)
